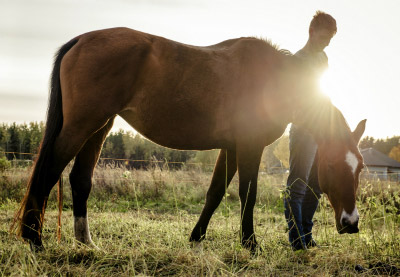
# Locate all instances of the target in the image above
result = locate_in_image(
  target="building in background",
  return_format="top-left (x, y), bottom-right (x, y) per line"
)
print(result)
top-left (360, 148), bottom-right (400, 181)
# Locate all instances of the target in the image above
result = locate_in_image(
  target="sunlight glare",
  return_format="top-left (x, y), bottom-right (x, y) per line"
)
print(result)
top-left (319, 68), bottom-right (340, 107)
top-left (319, 67), bottom-right (357, 110)
top-left (319, 65), bottom-right (370, 134)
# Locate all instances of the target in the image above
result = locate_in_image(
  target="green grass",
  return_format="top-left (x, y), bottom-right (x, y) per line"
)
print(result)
top-left (0, 164), bottom-right (399, 275)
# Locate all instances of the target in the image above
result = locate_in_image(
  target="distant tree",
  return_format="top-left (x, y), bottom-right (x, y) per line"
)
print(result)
top-left (101, 140), bottom-right (114, 158)
top-left (0, 148), bottom-right (11, 171)
top-left (273, 135), bottom-right (289, 168)
top-left (7, 123), bottom-right (20, 160)
top-left (18, 124), bottom-right (29, 159)
top-left (260, 139), bottom-right (281, 172)
top-left (190, 150), bottom-right (219, 171)
top-left (0, 125), bottom-right (11, 155)
top-left (121, 131), bottom-right (137, 158)
top-left (0, 122), bottom-right (44, 160)
top-left (101, 130), bottom-right (196, 169)
top-left (6, 121), bottom-right (397, 171)
top-left (389, 145), bottom-right (400, 162)
top-left (0, 126), bottom-right (6, 153)
top-left (130, 134), bottom-right (147, 167)
top-left (359, 136), bottom-right (400, 155)
top-left (27, 122), bottom-right (45, 155)
top-left (359, 136), bottom-right (375, 149)
top-left (106, 130), bottom-right (125, 159)
top-left (374, 136), bottom-right (400, 155)
top-left (165, 149), bottom-right (195, 169)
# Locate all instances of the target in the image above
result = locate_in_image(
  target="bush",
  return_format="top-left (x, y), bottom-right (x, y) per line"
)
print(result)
top-left (0, 157), bottom-right (11, 171)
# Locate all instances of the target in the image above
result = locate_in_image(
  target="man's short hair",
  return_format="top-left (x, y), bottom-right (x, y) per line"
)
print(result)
top-left (310, 11), bottom-right (337, 35)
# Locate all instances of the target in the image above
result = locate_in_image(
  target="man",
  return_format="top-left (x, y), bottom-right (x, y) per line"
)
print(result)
top-left (284, 11), bottom-right (337, 251)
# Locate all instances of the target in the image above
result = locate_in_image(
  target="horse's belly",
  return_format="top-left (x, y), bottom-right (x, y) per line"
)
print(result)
top-left (118, 109), bottom-right (232, 150)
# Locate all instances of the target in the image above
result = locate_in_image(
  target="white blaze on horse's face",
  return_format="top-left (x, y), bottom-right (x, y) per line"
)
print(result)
top-left (318, 120), bottom-right (366, 235)
top-left (345, 151), bottom-right (358, 176)
top-left (318, 146), bottom-right (362, 234)
top-left (340, 206), bottom-right (359, 226)
top-left (336, 150), bottom-right (360, 233)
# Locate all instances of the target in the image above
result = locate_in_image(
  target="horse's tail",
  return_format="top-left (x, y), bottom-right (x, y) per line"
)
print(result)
top-left (11, 38), bottom-right (79, 240)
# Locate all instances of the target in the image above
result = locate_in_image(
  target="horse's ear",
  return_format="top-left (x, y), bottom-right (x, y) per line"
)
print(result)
top-left (352, 119), bottom-right (367, 143)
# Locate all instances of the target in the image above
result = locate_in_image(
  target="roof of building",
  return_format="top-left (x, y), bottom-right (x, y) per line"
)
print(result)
top-left (360, 148), bottom-right (400, 168)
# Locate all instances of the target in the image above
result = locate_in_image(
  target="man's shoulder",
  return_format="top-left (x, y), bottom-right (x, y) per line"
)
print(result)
top-left (294, 48), bottom-right (307, 58)
top-left (295, 49), bottom-right (327, 59)
top-left (295, 49), bottom-right (328, 68)
top-left (320, 51), bottom-right (328, 61)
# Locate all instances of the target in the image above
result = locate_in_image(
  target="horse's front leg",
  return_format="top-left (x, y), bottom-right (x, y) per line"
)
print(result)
top-left (236, 143), bottom-right (264, 252)
top-left (190, 148), bottom-right (237, 242)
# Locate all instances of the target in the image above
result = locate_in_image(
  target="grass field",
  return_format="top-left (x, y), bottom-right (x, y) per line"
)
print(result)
top-left (1, 164), bottom-right (399, 276)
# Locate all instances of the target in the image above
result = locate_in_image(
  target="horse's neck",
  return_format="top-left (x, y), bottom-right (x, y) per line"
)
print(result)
top-left (293, 96), bottom-right (350, 143)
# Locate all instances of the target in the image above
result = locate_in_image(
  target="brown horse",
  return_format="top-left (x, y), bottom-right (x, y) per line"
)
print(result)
top-left (14, 27), bottom-right (366, 251)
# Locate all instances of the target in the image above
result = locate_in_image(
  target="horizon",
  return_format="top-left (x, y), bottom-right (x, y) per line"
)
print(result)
top-left (1, 120), bottom-right (398, 142)
top-left (1, 0), bottom-right (400, 139)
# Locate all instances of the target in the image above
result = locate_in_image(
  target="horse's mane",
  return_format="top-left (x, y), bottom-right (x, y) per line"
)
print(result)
top-left (251, 37), bottom-right (293, 56)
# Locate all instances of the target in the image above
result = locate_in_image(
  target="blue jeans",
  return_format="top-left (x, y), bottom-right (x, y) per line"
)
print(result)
top-left (284, 125), bottom-right (322, 248)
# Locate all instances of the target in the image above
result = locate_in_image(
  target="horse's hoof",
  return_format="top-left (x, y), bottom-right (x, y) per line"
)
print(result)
top-left (242, 238), bottom-right (259, 255)
top-left (189, 230), bottom-right (206, 242)
top-left (88, 242), bottom-right (100, 250)
top-left (74, 240), bottom-right (100, 250)
top-left (29, 240), bottom-right (44, 252)
top-left (22, 233), bottom-right (43, 252)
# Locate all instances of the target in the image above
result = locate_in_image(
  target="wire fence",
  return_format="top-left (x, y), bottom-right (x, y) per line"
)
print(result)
top-left (0, 150), bottom-right (212, 167)
top-left (1, 150), bottom-right (400, 182)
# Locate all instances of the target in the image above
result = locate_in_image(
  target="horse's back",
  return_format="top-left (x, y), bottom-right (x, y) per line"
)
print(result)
top-left (59, 28), bottom-right (289, 150)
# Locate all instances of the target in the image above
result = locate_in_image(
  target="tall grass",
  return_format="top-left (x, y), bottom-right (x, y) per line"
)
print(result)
top-left (0, 163), bottom-right (399, 275)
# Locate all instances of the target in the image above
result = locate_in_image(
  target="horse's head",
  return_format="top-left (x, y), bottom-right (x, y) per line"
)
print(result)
top-left (316, 119), bottom-right (366, 234)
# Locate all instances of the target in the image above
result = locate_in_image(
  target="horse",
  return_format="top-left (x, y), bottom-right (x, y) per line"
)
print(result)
top-left (13, 27), bottom-right (366, 251)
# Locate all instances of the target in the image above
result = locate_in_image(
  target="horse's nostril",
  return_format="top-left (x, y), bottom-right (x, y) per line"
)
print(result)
top-left (348, 224), bottom-right (359, 233)
top-left (341, 217), bottom-right (355, 228)
top-left (341, 215), bottom-right (359, 228)
top-left (340, 218), bottom-right (359, 234)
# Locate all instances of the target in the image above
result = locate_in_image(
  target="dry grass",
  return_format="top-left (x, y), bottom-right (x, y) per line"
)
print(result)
top-left (0, 164), bottom-right (399, 275)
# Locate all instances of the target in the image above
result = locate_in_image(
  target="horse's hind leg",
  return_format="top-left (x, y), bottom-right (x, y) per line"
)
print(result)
top-left (69, 117), bottom-right (115, 247)
top-left (190, 149), bottom-right (237, 242)
top-left (20, 117), bottom-right (112, 248)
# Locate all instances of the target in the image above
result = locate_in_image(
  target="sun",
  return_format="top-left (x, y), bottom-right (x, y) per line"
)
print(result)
top-left (318, 66), bottom-right (361, 110)
top-left (319, 68), bottom-right (345, 108)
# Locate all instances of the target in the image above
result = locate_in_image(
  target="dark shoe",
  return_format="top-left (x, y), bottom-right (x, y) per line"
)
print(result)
top-left (306, 239), bottom-right (318, 248)
top-left (291, 241), bottom-right (307, 251)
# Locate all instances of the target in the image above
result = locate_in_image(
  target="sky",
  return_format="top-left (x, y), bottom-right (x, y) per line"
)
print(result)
top-left (1, 0), bottom-right (399, 139)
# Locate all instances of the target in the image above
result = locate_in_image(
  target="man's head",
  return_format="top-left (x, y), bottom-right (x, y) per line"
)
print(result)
top-left (308, 11), bottom-right (337, 52)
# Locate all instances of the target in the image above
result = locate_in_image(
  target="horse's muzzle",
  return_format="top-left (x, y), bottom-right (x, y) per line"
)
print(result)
top-left (338, 218), bottom-right (359, 234)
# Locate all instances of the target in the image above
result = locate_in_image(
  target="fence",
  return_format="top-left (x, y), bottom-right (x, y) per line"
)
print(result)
top-left (0, 150), bottom-right (211, 168)
top-left (2, 151), bottom-right (400, 183)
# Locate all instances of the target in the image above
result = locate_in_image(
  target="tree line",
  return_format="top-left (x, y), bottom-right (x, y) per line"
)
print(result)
top-left (1, 122), bottom-right (399, 171)
top-left (359, 136), bottom-right (400, 162)
top-left (0, 122), bottom-right (214, 170)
